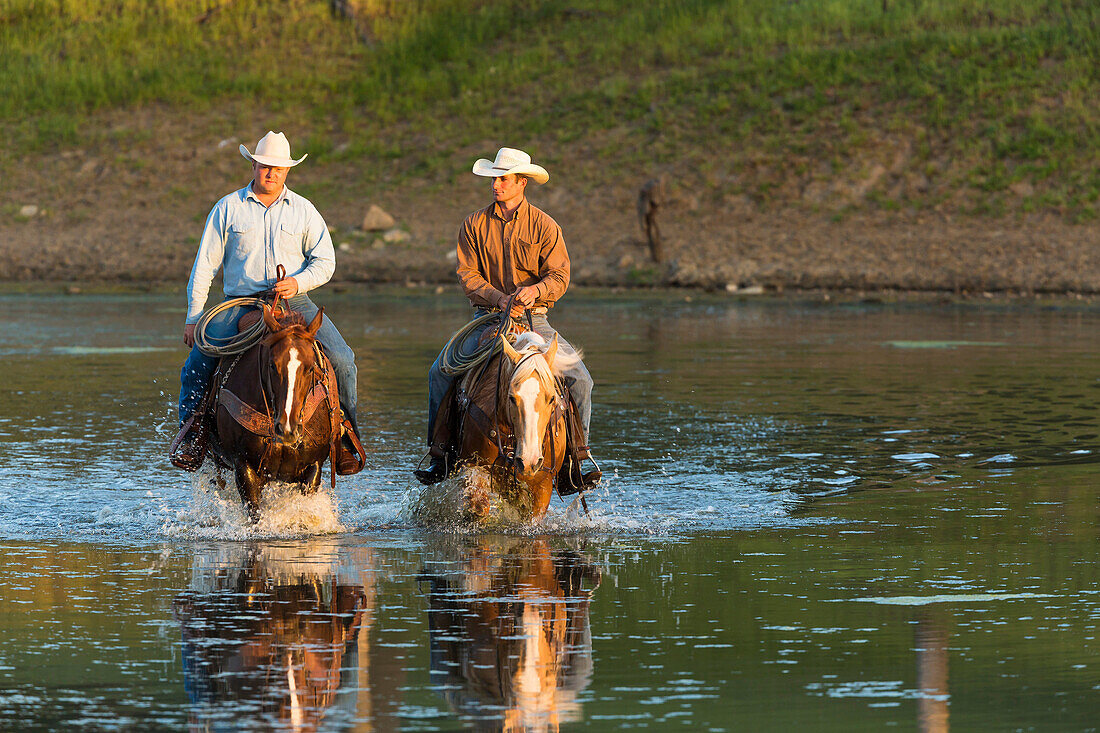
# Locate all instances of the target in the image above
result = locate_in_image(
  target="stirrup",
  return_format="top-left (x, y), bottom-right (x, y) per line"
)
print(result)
top-left (336, 419), bottom-right (366, 475)
top-left (169, 416), bottom-right (207, 472)
top-left (559, 454), bottom-right (601, 496)
top-left (414, 452), bottom-right (450, 485)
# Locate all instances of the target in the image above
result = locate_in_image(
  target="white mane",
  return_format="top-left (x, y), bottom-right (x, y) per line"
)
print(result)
top-left (511, 331), bottom-right (582, 379)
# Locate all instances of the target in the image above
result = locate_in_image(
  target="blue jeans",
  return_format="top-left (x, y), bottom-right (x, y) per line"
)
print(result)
top-left (179, 294), bottom-right (358, 429)
top-left (427, 312), bottom-right (593, 444)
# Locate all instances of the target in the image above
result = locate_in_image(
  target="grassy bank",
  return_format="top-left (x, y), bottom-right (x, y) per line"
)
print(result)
top-left (3, 0), bottom-right (1100, 220)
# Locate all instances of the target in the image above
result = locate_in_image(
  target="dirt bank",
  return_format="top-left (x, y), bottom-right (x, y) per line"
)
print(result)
top-left (2, 121), bottom-right (1097, 296)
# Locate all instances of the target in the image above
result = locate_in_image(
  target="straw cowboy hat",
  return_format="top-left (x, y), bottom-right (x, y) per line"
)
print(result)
top-left (471, 147), bottom-right (549, 184)
top-left (239, 131), bottom-right (308, 168)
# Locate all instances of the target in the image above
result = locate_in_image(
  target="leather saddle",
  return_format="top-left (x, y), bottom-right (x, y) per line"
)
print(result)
top-left (237, 308), bottom-right (306, 332)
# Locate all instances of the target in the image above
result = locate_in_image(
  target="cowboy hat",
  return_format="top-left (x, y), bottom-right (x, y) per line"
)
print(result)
top-left (239, 131), bottom-right (308, 168)
top-left (471, 147), bottom-right (549, 184)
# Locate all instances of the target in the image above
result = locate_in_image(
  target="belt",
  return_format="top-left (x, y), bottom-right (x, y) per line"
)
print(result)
top-left (476, 305), bottom-right (548, 316)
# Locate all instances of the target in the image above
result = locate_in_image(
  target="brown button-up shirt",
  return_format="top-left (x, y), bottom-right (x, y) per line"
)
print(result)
top-left (456, 198), bottom-right (570, 309)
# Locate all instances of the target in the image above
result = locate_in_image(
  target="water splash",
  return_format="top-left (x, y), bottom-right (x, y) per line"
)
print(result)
top-left (160, 470), bottom-right (346, 540)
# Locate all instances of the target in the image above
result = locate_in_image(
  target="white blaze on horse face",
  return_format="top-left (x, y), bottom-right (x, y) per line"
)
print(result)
top-left (516, 376), bottom-right (542, 472)
top-left (281, 346), bottom-right (303, 431)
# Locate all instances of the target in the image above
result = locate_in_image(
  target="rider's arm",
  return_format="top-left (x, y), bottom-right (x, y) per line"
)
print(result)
top-left (531, 221), bottom-right (570, 304)
top-left (290, 202), bottom-right (336, 295)
top-left (185, 201), bottom-right (228, 324)
top-left (456, 217), bottom-right (506, 309)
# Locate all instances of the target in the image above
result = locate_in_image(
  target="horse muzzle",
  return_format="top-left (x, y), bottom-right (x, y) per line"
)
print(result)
top-left (510, 452), bottom-right (544, 476)
top-left (272, 422), bottom-right (302, 447)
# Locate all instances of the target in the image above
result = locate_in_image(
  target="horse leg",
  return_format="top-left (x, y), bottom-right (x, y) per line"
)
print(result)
top-left (530, 474), bottom-right (554, 519)
top-left (214, 467), bottom-right (228, 494)
top-left (234, 459), bottom-right (264, 523)
top-left (297, 462), bottom-right (322, 494)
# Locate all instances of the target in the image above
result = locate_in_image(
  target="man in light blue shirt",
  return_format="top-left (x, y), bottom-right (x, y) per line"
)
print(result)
top-left (172, 131), bottom-right (363, 474)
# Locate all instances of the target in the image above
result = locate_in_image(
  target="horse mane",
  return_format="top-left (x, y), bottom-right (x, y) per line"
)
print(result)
top-left (509, 331), bottom-right (582, 389)
top-left (263, 323), bottom-right (318, 348)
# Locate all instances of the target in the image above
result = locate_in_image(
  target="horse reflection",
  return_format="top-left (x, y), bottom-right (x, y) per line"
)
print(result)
top-left (915, 612), bottom-right (951, 733)
top-left (173, 544), bottom-right (372, 732)
top-left (420, 537), bottom-right (601, 732)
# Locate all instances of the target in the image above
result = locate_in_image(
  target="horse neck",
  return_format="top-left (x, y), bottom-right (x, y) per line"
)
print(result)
top-left (463, 352), bottom-right (513, 414)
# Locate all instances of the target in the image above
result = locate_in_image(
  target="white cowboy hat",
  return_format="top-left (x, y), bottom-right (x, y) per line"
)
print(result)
top-left (239, 131), bottom-right (308, 168)
top-left (471, 147), bottom-right (549, 184)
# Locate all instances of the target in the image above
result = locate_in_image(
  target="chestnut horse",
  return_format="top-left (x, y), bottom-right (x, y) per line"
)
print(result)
top-left (455, 331), bottom-right (579, 521)
top-left (209, 304), bottom-right (342, 520)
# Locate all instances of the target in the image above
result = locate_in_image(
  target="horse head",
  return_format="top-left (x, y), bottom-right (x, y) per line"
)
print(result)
top-left (261, 304), bottom-right (324, 446)
top-left (500, 333), bottom-right (562, 476)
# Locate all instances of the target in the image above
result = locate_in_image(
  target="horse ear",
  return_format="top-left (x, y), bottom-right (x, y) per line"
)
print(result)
top-left (307, 306), bottom-right (324, 337)
top-left (262, 303), bottom-right (280, 333)
top-left (544, 333), bottom-right (559, 370)
top-left (500, 335), bottom-right (522, 363)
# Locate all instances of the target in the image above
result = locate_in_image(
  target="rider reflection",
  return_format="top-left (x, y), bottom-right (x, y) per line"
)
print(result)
top-left (172, 544), bottom-right (371, 731)
top-left (419, 537), bottom-right (602, 732)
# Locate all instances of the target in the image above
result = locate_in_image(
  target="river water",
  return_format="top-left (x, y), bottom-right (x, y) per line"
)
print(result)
top-left (0, 290), bottom-right (1096, 731)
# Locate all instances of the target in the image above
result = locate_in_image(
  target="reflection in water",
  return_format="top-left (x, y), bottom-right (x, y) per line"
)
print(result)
top-left (420, 537), bottom-right (602, 732)
top-left (916, 613), bottom-right (951, 733)
top-left (172, 543), bottom-right (374, 731)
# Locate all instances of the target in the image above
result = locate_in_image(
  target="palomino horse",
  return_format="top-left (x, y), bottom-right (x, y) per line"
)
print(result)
top-left (209, 304), bottom-right (342, 520)
top-left (421, 536), bottom-right (601, 726)
top-left (454, 331), bottom-right (580, 521)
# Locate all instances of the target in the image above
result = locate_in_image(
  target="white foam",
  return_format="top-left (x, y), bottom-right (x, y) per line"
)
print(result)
top-left (160, 471), bottom-right (346, 540)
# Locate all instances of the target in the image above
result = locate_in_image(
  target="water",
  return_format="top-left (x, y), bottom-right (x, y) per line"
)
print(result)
top-left (0, 290), bottom-right (1096, 730)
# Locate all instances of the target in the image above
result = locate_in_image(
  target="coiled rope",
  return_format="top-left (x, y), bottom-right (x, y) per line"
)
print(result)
top-left (438, 292), bottom-right (526, 376)
top-left (193, 297), bottom-right (271, 357)
top-left (193, 265), bottom-right (293, 358)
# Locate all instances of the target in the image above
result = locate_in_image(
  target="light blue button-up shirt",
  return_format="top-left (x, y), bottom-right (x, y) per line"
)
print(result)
top-left (185, 183), bottom-right (336, 322)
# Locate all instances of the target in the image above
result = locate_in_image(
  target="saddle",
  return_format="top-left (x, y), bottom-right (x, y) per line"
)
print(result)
top-left (237, 308), bottom-right (305, 332)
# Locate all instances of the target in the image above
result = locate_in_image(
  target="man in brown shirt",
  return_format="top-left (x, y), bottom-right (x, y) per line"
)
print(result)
top-left (416, 147), bottom-right (599, 488)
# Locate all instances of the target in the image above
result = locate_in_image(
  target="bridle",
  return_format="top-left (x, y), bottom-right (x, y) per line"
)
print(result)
top-left (257, 326), bottom-right (323, 448)
top-left (493, 349), bottom-right (565, 477)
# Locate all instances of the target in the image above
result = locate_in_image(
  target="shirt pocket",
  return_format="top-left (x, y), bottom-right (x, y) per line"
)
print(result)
top-left (513, 236), bottom-right (542, 273)
top-left (277, 222), bottom-right (305, 256)
top-left (226, 221), bottom-right (258, 260)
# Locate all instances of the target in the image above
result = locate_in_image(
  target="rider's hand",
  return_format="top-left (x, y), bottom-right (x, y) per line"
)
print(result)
top-left (272, 276), bottom-right (299, 298)
top-left (183, 323), bottom-right (197, 348)
top-left (497, 292), bottom-right (525, 319)
top-left (513, 285), bottom-right (539, 307)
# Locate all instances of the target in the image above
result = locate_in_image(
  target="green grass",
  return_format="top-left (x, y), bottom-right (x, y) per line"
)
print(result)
top-left (3, 0), bottom-right (1100, 216)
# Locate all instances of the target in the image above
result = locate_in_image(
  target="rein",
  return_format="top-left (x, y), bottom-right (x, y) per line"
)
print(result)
top-left (194, 265), bottom-right (293, 358)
